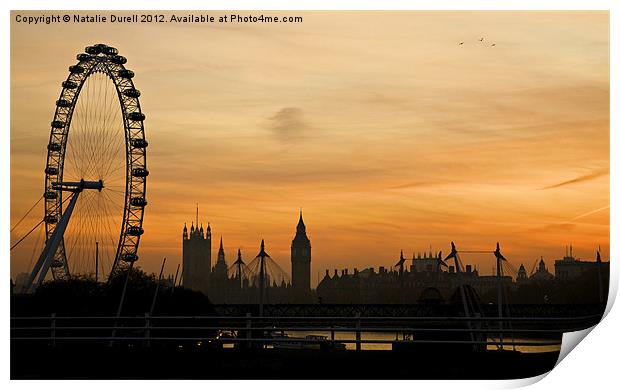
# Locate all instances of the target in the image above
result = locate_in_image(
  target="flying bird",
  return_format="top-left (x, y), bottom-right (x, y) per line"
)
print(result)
top-left (459, 42), bottom-right (464, 45)
top-left (479, 37), bottom-right (484, 42)
top-left (491, 43), bottom-right (496, 47)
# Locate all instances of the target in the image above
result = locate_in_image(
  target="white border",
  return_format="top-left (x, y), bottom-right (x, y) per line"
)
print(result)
top-left (3, 1), bottom-right (618, 389)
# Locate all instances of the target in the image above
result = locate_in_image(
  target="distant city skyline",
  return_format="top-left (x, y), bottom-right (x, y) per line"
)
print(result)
top-left (10, 11), bottom-right (609, 287)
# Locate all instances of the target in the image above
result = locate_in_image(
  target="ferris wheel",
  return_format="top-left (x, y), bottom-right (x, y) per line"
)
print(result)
top-left (25, 43), bottom-right (148, 291)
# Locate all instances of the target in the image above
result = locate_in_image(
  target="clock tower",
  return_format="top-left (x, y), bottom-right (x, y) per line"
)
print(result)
top-left (291, 210), bottom-right (311, 297)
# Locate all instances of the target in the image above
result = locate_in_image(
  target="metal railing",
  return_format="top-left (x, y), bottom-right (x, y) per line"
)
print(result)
top-left (11, 313), bottom-right (600, 350)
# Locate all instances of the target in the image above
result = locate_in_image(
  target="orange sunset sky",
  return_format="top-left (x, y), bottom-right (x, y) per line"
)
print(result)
top-left (10, 11), bottom-right (609, 287)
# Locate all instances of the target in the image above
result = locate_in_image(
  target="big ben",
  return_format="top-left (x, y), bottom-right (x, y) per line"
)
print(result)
top-left (291, 211), bottom-right (311, 296)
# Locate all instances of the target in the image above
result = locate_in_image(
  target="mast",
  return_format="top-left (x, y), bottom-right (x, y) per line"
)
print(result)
top-left (445, 242), bottom-right (470, 316)
top-left (494, 242), bottom-right (507, 350)
top-left (235, 249), bottom-right (244, 289)
top-left (597, 246), bottom-right (604, 305)
top-left (149, 258), bottom-right (167, 315)
top-left (444, 242), bottom-right (475, 350)
top-left (110, 261), bottom-right (134, 346)
top-left (496, 253), bottom-right (503, 349)
top-left (171, 263), bottom-right (180, 294)
top-left (95, 241), bottom-right (99, 283)
top-left (259, 240), bottom-right (266, 317)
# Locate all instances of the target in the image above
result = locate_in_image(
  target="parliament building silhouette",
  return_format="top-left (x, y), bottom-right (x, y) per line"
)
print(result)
top-left (181, 208), bottom-right (608, 306)
top-left (182, 210), bottom-right (312, 303)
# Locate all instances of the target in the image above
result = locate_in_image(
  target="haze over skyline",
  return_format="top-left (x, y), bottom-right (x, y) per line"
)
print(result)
top-left (11, 11), bottom-right (609, 287)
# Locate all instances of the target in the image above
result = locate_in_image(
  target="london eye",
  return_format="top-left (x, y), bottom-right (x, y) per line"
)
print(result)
top-left (25, 43), bottom-right (148, 290)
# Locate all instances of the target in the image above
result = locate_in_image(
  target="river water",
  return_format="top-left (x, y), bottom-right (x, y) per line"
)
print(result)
top-left (284, 331), bottom-right (561, 353)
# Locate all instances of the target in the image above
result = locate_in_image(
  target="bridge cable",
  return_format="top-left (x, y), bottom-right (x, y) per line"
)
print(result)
top-left (10, 195), bottom-right (43, 233)
top-left (10, 219), bottom-right (44, 251)
top-left (26, 224), bottom-right (45, 276)
top-left (10, 194), bottom-right (74, 251)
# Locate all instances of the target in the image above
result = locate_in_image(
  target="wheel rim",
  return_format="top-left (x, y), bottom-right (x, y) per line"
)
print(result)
top-left (43, 43), bottom-right (148, 281)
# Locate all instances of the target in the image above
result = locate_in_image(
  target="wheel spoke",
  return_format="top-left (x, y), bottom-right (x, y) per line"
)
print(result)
top-left (42, 45), bottom-right (147, 282)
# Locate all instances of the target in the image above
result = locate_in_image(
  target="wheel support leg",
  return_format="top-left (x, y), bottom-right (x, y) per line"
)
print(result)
top-left (23, 191), bottom-right (81, 293)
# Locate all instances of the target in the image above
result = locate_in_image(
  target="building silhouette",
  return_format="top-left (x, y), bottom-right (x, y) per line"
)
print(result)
top-left (182, 209), bottom-right (211, 294)
top-left (411, 251), bottom-right (442, 273)
top-left (179, 208), bottom-right (608, 306)
top-left (291, 211), bottom-right (311, 301)
top-left (529, 257), bottom-right (554, 282)
top-left (315, 259), bottom-right (509, 304)
top-left (554, 248), bottom-right (609, 281)
top-left (181, 210), bottom-right (302, 303)
top-left (213, 237), bottom-right (228, 279)
top-left (315, 248), bottom-right (608, 305)
top-left (516, 264), bottom-right (528, 283)
top-left (209, 237), bottom-right (229, 301)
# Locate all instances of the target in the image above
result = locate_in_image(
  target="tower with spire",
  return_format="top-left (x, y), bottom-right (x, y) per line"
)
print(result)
top-left (213, 237), bottom-right (228, 280)
top-left (516, 263), bottom-right (528, 283)
top-left (182, 204), bottom-right (212, 294)
top-left (208, 236), bottom-right (229, 301)
top-left (291, 210), bottom-right (311, 297)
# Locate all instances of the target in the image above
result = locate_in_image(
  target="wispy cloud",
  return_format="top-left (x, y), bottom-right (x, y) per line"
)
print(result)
top-left (540, 168), bottom-right (609, 190)
top-left (534, 222), bottom-right (577, 233)
top-left (9, 11), bottom-right (610, 279)
top-left (570, 205), bottom-right (610, 221)
top-left (389, 180), bottom-right (445, 190)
